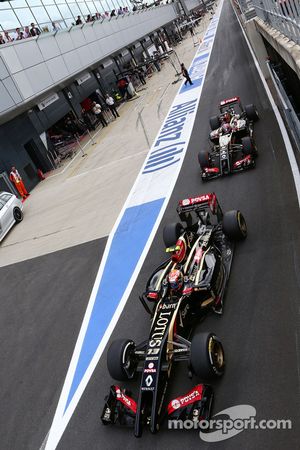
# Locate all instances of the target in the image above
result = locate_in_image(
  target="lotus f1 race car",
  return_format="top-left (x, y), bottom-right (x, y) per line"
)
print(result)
top-left (101, 193), bottom-right (247, 436)
top-left (198, 97), bottom-right (259, 180)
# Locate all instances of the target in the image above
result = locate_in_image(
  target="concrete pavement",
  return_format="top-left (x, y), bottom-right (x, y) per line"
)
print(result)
top-left (0, 7), bottom-right (217, 268)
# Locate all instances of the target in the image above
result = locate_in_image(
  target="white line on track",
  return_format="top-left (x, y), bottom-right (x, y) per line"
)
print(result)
top-left (66, 149), bottom-right (149, 180)
top-left (232, 1), bottom-right (300, 207)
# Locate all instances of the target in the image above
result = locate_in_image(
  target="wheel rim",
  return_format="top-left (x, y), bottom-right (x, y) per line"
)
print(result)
top-left (209, 338), bottom-right (224, 369)
top-left (123, 342), bottom-right (135, 376)
top-left (14, 209), bottom-right (22, 220)
top-left (237, 212), bottom-right (247, 236)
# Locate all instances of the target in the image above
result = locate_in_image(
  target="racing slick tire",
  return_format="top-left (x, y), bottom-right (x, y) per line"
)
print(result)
top-left (241, 136), bottom-right (257, 156)
top-left (223, 210), bottom-right (247, 240)
top-left (198, 151), bottom-right (210, 170)
top-left (209, 116), bottom-right (220, 131)
top-left (13, 207), bottom-right (23, 223)
top-left (163, 222), bottom-right (184, 247)
top-left (245, 104), bottom-right (259, 121)
top-left (107, 339), bottom-right (137, 381)
top-left (209, 115), bottom-right (220, 130)
top-left (190, 332), bottom-right (225, 379)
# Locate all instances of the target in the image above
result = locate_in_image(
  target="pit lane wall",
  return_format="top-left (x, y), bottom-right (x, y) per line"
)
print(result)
top-left (44, 1), bottom-right (224, 449)
top-left (254, 17), bottom-right (300, 81)
top-left (234, 1), bottom-right (300, 84)
top-left (233, 1), bottom-right (300, 152)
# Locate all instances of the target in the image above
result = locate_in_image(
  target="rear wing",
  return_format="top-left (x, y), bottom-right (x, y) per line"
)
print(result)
top-left (220, 96), bottom-right (240, 107)
top-left (177, 193), bottom-right (218, 214)
top-left (177, 193), bottom-right (223, 226)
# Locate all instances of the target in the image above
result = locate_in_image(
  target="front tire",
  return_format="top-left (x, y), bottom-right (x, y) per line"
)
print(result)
top-left (241, 136), bottom-right (257, 156)
top-left (13, 207), bottom-right (23, 223)
top-left (209, 115), bottom-right (220, 130)
top-left (245, 104), bottom-right (259, 121)
top-left (190, 332), bottom-right (225, 379)
top-left (223, 210), bottom-right (247, 240)
top-left (163, 222), bottom-right (184, 247)
top-left (107, 339), bottom-right (136, 381)
top-left (198, 151), bottom-right (210, 170)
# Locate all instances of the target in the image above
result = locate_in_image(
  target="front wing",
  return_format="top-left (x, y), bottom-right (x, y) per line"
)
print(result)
top-left (101, 384), bottom-right (213, 431)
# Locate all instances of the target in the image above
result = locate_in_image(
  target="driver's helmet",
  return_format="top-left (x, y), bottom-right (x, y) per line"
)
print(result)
top-left (221, 122), bottom-right (232, 134)
top-left (223, 112), bottom-right (231, 123)
top-left (168, 269), bottom-right (184, 291)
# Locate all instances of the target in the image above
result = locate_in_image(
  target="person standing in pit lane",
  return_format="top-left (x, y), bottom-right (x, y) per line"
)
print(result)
top-left (181, 63), bottom-right (193, 86)
top-left (9, 167), bottom-right (29, 199)
top-left (105, 94), bottom-right (120, 119)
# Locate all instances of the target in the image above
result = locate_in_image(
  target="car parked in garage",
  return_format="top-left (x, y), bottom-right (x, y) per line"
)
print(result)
top-left (0, 192), bottom-right (23, 242)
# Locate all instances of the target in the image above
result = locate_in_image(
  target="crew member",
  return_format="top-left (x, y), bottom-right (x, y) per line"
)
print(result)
top-left (9, 167), bottom-right (29, 199)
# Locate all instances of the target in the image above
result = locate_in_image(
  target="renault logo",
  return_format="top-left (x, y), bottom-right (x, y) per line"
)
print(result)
top-left (145, 375), bottom-right (153, 387)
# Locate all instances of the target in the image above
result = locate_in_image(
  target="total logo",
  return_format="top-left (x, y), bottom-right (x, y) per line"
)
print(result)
top-left (144, 362), bottom-right (156, 373)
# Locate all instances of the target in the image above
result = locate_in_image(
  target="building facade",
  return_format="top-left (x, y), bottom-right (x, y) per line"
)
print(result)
top-left (0, 0), bottom-right (204, 191)
top-left (0, 0), bottom-right (134, 33)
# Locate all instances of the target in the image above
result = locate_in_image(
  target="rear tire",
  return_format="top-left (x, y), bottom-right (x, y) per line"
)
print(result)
top-left (13, 207), bottom-right (23, 223)
top-left (223, 210), bottom-right (247, 240)
top-left (245, 104), bottom-right (259, 121)
top-left (107, 339), bottom-right (136, 381)
top-left (209, 115), bottom-right (220, 130)
top-left (190, 332), bottom-right (225, 379)
top-left (198, 151), bottom-right (210, 170)
top-left (163, 222), bottom-right (184, 247)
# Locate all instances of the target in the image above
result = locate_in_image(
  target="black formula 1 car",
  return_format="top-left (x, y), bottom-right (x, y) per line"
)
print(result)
top-left (198, 96), bottom-right (259, 180)
top-left (101, 193), bottom-right (247, 436)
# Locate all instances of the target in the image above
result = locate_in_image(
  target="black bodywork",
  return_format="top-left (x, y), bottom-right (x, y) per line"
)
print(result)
top-left (102, 194), bottom-right (245, 436)
top-left (200, 97), bottom-right (258, 180)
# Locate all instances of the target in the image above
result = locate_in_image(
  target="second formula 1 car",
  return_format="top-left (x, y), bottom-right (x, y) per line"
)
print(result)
top-left (101, 193), bottom-right (247, 436)
top-left (199, 96), bottom-right (259, 180)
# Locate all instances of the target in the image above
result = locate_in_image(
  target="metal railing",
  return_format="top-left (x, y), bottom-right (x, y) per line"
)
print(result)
top-left (252, 0), bottom-right (300, 44)
top-left (266, 59), bottom-right (300, 152)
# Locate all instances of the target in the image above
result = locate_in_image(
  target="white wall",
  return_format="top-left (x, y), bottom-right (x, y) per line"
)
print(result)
top-left (0, 5), bottom-right (177, 117)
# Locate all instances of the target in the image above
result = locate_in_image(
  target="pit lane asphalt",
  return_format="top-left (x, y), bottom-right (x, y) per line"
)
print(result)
top-left (0, 238), bottom-right (107, 450)
top-left (2, 1), bottom-right (300, 449)
top-left (57, 2), bottom-right (300, 449)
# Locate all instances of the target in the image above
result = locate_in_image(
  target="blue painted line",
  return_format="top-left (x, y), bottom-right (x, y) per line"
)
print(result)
top-left (65, 197), bottom-right (165, 410)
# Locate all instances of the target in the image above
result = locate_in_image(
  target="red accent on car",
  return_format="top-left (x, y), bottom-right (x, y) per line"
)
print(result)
top-left (147, 292), bottom-right (158, 300)
top-left (167, 384), bottom-right (204, 415)
top-left (194, 247), bottom-right (203, 263)
top-left (168, 268), bottom-right (184, 290)
top-left (114, 386), bottom-right (137, 414)
top-left (204, 167), bottom-right (220, 173)
top-left (211, 192), bottom-right (217, 213)
top-left (182, 287), bottom-right (193, 295)
top-left (220, 96), bottom-right (240, 106)
top-left (171, 238), bottom-right (187, 263)
top-left (233, 154), bottom-right (251, 168)
top-left (215, 295), bottom-right (221, 305)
